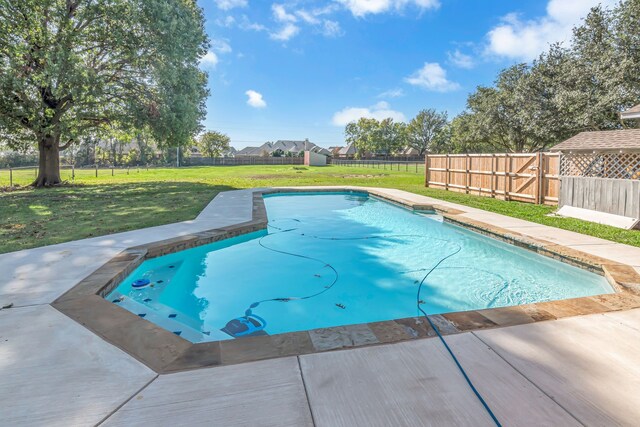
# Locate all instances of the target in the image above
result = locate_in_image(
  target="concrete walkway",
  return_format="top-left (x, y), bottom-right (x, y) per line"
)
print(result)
top-left (2, 186), bottom-right (640, 426)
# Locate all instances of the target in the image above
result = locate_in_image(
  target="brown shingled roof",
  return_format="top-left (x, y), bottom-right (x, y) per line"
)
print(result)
top-left (551, 129), bottom-right (640, 152)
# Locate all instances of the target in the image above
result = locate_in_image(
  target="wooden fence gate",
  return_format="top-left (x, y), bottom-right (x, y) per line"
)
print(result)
top-left (425, 153), bottom-right (559, 205)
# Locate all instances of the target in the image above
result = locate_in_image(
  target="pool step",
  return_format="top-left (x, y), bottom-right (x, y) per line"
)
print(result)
top-left (109, 292), bottom-right (230, 342)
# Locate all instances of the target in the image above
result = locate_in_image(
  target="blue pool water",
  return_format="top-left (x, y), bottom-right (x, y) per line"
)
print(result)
top-left (108, 192), bottom-right (612, 342)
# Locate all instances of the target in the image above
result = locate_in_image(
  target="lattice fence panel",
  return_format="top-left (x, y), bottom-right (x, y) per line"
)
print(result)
top-left (560, 152), bottom-right (640, 179)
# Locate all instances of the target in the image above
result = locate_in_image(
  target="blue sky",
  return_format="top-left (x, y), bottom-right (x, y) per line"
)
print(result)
top-left (198, 0), bottom-right (616, 149)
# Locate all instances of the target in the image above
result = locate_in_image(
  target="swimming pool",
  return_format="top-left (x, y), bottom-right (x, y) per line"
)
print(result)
top-left (107, 192), bottom-right (612, 342)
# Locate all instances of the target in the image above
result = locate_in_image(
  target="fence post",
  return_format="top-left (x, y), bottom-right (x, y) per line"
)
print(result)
top-left (72, 164), bottom-right (75, 181)
top-left (9, 168), bottom-right (12, 187)
top-left (535, 152), bottom-right (543, 204)
top-left (490, 154), bottom-right (496, 198)
top-left (465, 154), bottom-right (471, 194)
top-left (505, 154), bottom-right (511, 201)
top-left (95, 164), bottom-right (98, 178)
top-left (111, 166), bottom-right (114, 176)
top-left (424, 155), bottom-right (429, 187)
top-left (445, 154), bottom-right (450, 191)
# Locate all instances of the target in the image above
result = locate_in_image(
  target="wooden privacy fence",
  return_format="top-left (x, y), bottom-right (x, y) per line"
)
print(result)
top-left (559, 176), bottom-right (640, 218)
top-left (425, 153), bottom-right (560, 205)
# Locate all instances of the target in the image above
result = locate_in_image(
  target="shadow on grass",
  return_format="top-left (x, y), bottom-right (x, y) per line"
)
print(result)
top-left (0, 181), bottom-right (236, 254)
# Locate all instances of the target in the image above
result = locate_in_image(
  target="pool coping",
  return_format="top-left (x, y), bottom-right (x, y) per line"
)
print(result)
top-left (52, 187), bottom-right (640, 373)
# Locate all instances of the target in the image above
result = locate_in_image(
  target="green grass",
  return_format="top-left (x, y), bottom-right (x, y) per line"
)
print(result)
top-left (1, 165), bottom-right (638, 254)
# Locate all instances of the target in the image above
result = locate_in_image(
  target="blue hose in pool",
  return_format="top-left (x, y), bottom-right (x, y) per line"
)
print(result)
top-left (245, 219), bottom-right (503, 426)
top-left (415, 241), bottom-right (502, 427)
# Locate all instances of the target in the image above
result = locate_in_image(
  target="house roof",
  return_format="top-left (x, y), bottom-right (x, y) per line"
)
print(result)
top-left (551, 129), bottom-right (640, 152)
top-left (235, 146), bottom-right (260, 156)
top-left (400, 146), bottom-right (420, 156)
top-left (338, 144), bottom-right (356, 155)
top-left (621, 104), bottom-right (640, 120)
top-left (236, 139), bottom-right (331, 156)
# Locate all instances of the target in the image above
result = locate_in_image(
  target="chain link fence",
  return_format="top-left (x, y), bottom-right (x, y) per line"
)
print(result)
top-left (0, 165), bottom-right (154, 187)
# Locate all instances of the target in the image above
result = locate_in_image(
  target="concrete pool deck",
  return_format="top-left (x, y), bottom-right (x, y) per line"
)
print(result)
top-left (2, 186), bottom-right (640, 426)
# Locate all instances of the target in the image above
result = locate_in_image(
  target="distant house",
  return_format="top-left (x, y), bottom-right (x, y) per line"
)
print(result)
top-left (236, 139), bottom-right (331, 156)
top-left (328, 146), bottom-right (343, 156)
top-left (222, 147), bottom-right (237, 157)
top-left (399, 146), bottom-right (420, 156)
top-left (190, 146), bottom-right (237, 158)
top-left (337, 143), bottom-right (357, 158)
top-left (235, 146), bottom-right (261, 156)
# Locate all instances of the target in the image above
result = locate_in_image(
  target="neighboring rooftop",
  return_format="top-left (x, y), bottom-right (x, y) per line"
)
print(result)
top-left (235, 139), bottom-right (331, 156)
top-left (551, 129), bottom-right (640, 152)
top-left (338, 143), bottom-right (357, 156)
top-left (235, 146), bottom-right (261, 156)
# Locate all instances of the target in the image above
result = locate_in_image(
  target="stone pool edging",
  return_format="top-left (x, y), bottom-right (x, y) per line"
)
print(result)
top-left (52, 187), bottom-right (640, 373)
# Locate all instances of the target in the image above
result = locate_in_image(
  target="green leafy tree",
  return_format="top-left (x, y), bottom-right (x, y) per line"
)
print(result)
top-left (449, 113), bottom-right (494, 153)
top-left (463, 64), bottom-right (544, 152)
top-left (406, 109), bottom-right (448, 155)
top-left (0, 0), bottom-right (208, 186)
top-left (197, 131), bottom-right (230, 159)
top-left (377, 118), bottom-right (407, 155)
top-left (344, 118), bottom-right (380, 158)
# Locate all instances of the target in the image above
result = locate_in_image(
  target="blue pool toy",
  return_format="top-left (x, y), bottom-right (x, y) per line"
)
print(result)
top-left (221, 313), bottom-right (267, 338)
top-left (131, 278), bottom-right (151, 289)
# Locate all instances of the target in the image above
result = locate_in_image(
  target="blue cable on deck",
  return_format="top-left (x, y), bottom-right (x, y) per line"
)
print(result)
top-left (416, 244), bottom-right (503, 427)
top-left (259, 219), bottom-right (504, 426)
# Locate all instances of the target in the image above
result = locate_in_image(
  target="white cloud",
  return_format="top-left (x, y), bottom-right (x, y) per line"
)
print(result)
top-left (322, 20), bottom-right (343, 37)
top-left (337, 0), bottom-right (440, 17)
top-left (405, 62), bottom-right (460, 92)
top-left (332, 101), bottom-right (406, 126)
top-left (214, 0), bottom-right (247, 11)
top-left (239, 15), bottom-right (267, 31)
top-left (215, 15), bottom-right (236, 27)
top-left (211, 39), bottom-right (232, 54)
top-left (245, 90), bottom-right (267, 108)
top-left (200, 39), bottom-right (232, 69)
top-left (296, 10), bottom-right (321, 25)
top-left (447, 49), bottom-right (474, 69)
top-left (486, 0), bottom-right (618, 61)
top-left (200, 51), bottom-right (219, 68)
top-left (269, 4), bottom-right (302, 41)
top-left (378, 88), bottom-right (405, 98)
top-left (232, 4), bottom-right (343, 41)
top-left (270, 23), bottom-right (300, 41)
top-left (272, 4), bottom-right (298, 22)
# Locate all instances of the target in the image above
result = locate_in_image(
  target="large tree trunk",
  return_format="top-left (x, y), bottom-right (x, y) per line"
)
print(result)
top-left (33, 134), bottom-right (62, 187)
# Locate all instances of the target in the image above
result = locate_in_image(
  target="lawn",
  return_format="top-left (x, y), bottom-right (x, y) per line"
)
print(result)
top-left (1, 164), bottom-right (638, 254)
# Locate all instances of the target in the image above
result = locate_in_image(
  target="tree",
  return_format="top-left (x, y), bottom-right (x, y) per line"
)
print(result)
top-left (197, 131), bottom-right (230, 159)
top-left (406, 109), bottom-right (448, 155)
top-left (449, 113), bottom-right (494, 153)
top-left (344, 118), bottom-right (380, 158)
top-left (0, 0), bottom-right (209, 186)
top-left (462, 64), bottom-right (547, 152)
top-left (377, 118), bottom-right (407, 155)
